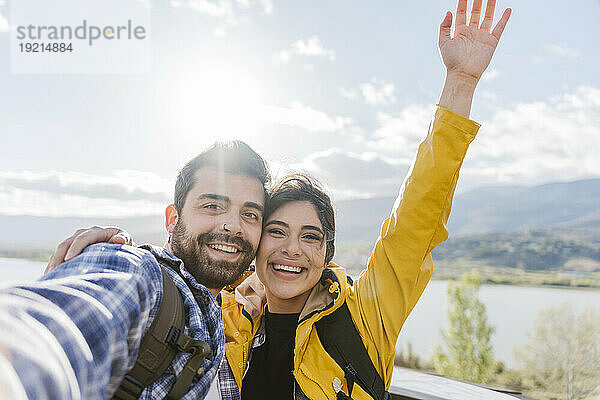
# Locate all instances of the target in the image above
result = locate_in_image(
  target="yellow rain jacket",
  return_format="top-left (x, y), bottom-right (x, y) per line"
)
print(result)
top-left (220, 106), bottom-right (480, 399)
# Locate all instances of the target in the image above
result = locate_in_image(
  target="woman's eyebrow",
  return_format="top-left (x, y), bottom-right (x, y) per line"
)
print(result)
top-left (265, 220), bottom-right (323, 235)
top-left (265, 220), bottom-right (289, 228)
top-left (302, 225), bottom-right (324, 235)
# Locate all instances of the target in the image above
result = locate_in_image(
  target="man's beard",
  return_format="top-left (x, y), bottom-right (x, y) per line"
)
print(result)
top-left (170, 220), bottom-right (255, 290)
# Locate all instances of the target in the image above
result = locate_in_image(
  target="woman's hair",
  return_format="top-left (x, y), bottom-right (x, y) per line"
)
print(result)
top-left (265, 174), bottom-right (335, 264)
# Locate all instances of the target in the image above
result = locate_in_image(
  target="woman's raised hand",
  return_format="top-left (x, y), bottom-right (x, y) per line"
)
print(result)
top-left (438, 0), bottom-right (511, 82)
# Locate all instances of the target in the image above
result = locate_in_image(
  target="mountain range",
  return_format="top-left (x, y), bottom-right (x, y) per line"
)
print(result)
top-left (1, 178), bottom-right (599, 251)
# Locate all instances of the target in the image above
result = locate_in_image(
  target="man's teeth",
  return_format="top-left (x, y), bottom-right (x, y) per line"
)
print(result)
top-left (208, 244), bottom-right (239, 253)
top-left (273, 264), bottom-right (302, 273)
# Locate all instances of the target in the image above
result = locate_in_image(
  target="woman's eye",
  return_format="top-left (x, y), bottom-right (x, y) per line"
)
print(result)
top-left (303, 234), bottom-right (322, 242)
top-left (268, 228), bottom-right (285, 236)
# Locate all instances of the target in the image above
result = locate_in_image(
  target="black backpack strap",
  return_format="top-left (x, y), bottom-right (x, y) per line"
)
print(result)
top-left (113, 265), bottom-right (210, 400)
top-left (315, 302), bottom-right (388, 400)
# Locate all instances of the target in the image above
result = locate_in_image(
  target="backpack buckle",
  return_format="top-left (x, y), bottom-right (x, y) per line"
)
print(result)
top-left (166, 326), bottom-right (181, 347)
top-left (113, 374), bottom-right (145, 400)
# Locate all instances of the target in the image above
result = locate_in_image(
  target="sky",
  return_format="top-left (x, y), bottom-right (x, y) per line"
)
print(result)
top-left (0, 0), bottom-right (599, 218)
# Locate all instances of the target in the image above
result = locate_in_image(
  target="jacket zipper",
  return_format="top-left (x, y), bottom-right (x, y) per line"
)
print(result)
top-left (241, 346), bottom-right (249, 379)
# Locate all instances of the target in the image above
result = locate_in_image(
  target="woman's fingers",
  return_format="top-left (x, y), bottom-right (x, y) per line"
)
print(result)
top-left (468, 0), bottom-right (483, 27)
top-left (439, 11), bottom-right (453, 46)
top-left (455, 0), bottom-right (468, 26)
top-left (480, 0), bottom-right (497, 31)
top-left (491, 8), bottom-right (511, 41)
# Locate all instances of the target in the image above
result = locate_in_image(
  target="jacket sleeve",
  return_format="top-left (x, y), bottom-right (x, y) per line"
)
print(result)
top-left (346, 106), bottom-right (480, 384)
top-left (0, 244), bottom-right (163, 400)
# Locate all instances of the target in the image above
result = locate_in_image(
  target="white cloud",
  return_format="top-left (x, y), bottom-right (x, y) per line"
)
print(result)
top-left (340, 78), bottom-right (397, 106)
top-left (138, 0), bottom-right (153, 9)
top-left (355, 87), bottom-right (600, 192)
top-left (262, 86), bottom-right (600, 200)
top-left (367, 104), bottom-right (436, 157)
top-left (465, 85), bottom-right (600, 186)
top-left (0, 170), bottom-right (173, 217)
top-left (359, 78), bottom-right (397, 106)
top-left (258, 0), bottom-right (273, 15)
top-left (482, 68), bottom-right (499, 81)
top-left (543, 42), bottom-right (580, 59)
top-left (481, 91), bottom-right (499, 102)
top-left (171, 0), bottom-right (230, 17)
top-left (303, 63), bottom-right (315, 72)
top-left (169, 0), bottom-right (272, 36)
top-left (261, 102), bottom-right (352, 133)
top-left (282, 87), bottom-right (600, 200)
top-left (212, 26), bottom-right (226, 37)
top-left (274, 35), bottom-right (335, 65)
top-left (339, 86), bottom-right (358, 100)
top-left (292, 35), bottom-right (335, 61)
top-left (0, 3), bottom-right (8, 33)
top-left (292, 149), bottom-right (410, 200)
top-left (0, 170), bottom-right (171, 203)
top-left (274, 50), bottom-right (291, 64)
top-left (0, 187), bottom-right (163, 218)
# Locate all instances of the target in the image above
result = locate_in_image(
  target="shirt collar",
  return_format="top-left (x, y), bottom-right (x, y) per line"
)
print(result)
top-left (139, 243), bottom-right (182, 266)
top-left (139, 243), bottom-right (218, 304)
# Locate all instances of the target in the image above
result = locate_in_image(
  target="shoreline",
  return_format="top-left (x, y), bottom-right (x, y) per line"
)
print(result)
top-left (430, 275), bottom-right (600, 291)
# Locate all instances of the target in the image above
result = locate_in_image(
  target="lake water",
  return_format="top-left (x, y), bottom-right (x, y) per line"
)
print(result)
top-left (2, 257), bottom-right (599, 369)
top-left (396, 280), bottom-right (600, 368)
top-left (0, 257), bottom-right (46, 284)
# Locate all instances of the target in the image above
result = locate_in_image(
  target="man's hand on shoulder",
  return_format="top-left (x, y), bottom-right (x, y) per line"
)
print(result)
top-left (45, 226), bottom-right (133, 274)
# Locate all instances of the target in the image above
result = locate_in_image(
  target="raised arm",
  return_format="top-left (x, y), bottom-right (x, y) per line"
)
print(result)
top-left (438, 0), bottom-right (511, 117)
top-left (2, 245), bottom-right (162, 399)
top-left (346, 0), bottom-right (511, 387)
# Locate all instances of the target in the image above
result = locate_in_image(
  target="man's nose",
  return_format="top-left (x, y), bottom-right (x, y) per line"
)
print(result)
top-left (219, 211), bottom-right (243, 236)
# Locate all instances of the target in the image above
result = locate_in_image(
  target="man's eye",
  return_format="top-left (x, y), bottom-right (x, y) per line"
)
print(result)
top-left (204, 203), bottom-right (222, 210)
top-left (243, 211), bottom-right (259, 221)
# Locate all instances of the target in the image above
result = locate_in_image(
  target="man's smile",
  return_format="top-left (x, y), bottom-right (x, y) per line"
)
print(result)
top-left (207, 243), bottom-right (241, 254)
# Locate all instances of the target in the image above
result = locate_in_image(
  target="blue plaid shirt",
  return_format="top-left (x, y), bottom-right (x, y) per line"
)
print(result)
top-left (0, 243), bottom-right (224, 400)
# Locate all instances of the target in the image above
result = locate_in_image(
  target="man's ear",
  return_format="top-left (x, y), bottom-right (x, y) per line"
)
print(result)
top-left (165, 204), bottom-right (179, 234)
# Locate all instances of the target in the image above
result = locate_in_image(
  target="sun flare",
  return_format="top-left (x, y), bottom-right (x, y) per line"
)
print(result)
top-left (166, 63), bottom-right (269, 145)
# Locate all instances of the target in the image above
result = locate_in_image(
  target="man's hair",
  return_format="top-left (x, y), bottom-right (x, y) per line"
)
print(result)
top-left (266, 174), bottom-right (336, 264)
top-left (174, 140), bottom-right (271, 212)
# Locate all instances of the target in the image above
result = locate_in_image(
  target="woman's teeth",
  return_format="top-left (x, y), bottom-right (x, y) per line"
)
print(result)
top-left (208, 244), bottom-right (239, 253)
top-left (272, 264), bottom-right (302, 273)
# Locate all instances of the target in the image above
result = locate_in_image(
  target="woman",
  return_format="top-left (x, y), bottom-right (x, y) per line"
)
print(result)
top-left (220, 100), bottom-right (479, 399)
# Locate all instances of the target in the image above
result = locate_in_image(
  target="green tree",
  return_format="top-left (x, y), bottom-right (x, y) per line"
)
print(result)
top-left (395, 343), bottom-right (432, 371)
top-left (515, 304), bottom-right (600, 400)
top-left (433, 272), bottom-right (497, 384)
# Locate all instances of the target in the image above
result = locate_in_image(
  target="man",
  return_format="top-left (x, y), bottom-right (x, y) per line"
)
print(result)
top-left (0, 140), bottom-right (270, 399)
